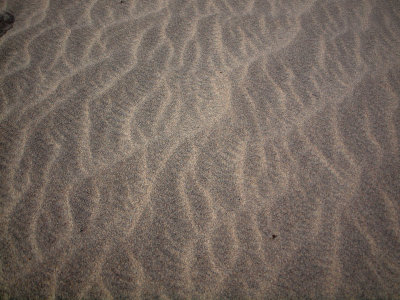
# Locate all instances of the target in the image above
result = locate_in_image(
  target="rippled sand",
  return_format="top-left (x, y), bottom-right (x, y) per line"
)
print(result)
top-left (1, 0), bottom-right (400, 299)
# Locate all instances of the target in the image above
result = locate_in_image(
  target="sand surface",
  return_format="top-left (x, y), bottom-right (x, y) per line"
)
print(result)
top-left (1, 0), bottom-right (400, 299)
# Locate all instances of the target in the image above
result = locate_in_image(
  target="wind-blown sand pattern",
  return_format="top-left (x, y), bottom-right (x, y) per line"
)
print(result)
top-left (1, 0), bottom-right (400, 298)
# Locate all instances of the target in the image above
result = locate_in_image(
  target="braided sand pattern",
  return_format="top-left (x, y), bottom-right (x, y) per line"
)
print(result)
top-left (1, 0), bottom-right (400, 298)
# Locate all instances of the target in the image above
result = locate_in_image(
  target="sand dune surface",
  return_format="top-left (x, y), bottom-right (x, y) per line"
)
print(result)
top-left (1, 0), bottom-right (400, 298)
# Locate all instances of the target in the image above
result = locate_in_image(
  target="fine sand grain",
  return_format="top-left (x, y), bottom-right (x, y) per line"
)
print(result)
top-left (1, 0), bottom-right (400, 299)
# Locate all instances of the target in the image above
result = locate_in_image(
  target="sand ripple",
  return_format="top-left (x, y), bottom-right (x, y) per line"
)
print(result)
top-left (1, 0), bottom-right (400, 298)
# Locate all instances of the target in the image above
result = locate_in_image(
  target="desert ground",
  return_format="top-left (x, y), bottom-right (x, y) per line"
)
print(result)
top-left (0, 0), bottom-right (400, 299)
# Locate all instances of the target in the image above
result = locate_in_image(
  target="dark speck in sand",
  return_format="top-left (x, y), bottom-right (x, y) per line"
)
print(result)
top-left (0, 11), bottom-right (14, 37)
top-left (272, 234), bottom-right (277, 239)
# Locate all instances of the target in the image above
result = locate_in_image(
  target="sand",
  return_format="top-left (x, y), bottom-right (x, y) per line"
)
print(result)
top-left (0, 0), bottom-right (399, 299)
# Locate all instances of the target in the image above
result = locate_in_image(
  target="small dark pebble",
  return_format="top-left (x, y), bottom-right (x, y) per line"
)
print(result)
top-left (272, 234), bottom-right (277, 239)
top-left (0, 11), bottom-right (14, 37)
